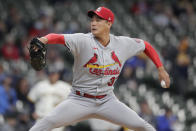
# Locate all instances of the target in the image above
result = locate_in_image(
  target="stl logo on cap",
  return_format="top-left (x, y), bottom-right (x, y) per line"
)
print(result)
top-left (88, 6), bottom-right (114, 23)
top-left (96, 7), bottom-right (102, 12)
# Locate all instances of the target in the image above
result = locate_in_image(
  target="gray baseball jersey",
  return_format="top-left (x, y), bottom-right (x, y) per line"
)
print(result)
top-left (64, 33), bottom-right (145, 95)
top-left (29, 33), bottom-right (156, 131)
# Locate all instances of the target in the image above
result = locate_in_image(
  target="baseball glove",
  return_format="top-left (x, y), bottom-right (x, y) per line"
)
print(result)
top-left (29, 38), bottom-right (47, 71)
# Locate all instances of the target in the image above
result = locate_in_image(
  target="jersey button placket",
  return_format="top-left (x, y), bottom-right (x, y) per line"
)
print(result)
top-left (99, 50), bottom-right (105, 96)
top-left (96, 49), bottom-right (102, 97)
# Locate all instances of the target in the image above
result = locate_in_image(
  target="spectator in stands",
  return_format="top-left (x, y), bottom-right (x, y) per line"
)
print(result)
top-left (16, 111), bottom-right (33, 131)
top-left (117, 53), bottom-right (147, 89)
top-left (130, 0), bottom-right (149, 15)
top-left (0, 112), bottom-right (18, 131)
top-left (66, 20), bottom-right (80, 33)
top-left (29, 9), bottom-right (53, 37)
top-left (0, 75), bottom-right (17, 115)
top-left (156, 106), bottom-right (177, 131)
top-left (139, 100), bottom-right (156, 127)
top-left (173, 36), bottom-right (190, 95)
top-left (16, 77), bottom-right (34, 115)
top-left (15, 37), bottom-right (31, 60)
top-left (47, 47), bottom-right (65, 71)
top-left (125, 53), bottom-right (147, 70)
top-left (28, 67), bottom-right (71, 131)
top-left (0, 64), bottom-right (6, 85)
top-left (117, 65), bottom-right (135, 86)
top-left (0, 20), bottom-right (7, 41)
top-left (1, 35), bottom-right (20, 60)
top-left (185, 2), bottom-right (196, 31)
top-left (152, 2), bottom-right (170, 28)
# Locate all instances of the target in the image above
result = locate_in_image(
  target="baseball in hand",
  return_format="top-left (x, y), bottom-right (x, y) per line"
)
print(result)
top-left (161, 80), bottom-right (166, 88)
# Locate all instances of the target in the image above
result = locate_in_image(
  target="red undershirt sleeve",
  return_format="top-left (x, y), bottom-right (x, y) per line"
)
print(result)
top-left (144, 41), bottom-right (163, 68)
top-left (44, 33), bottom-right (65, 45)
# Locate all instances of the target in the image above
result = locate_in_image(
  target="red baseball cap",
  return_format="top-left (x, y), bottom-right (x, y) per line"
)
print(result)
top-left (88, 7), bottom-right (114, 23)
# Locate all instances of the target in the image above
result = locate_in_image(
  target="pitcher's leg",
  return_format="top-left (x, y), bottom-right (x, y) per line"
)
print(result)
top-left (29, 99), bottom-right (94, 131)
top-left (96, 99), bottom-right (156, 131)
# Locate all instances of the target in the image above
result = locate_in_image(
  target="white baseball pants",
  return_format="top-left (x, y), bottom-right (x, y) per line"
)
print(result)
top-left (29, 92), bottom-right (156, 131)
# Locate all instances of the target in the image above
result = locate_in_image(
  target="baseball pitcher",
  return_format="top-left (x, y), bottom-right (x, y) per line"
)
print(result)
top-left (29, 7), bottom-right (170, 131)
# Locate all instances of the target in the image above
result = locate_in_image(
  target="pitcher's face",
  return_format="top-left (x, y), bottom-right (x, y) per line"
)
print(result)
top-left (90, 15), bottom-right (111, 37)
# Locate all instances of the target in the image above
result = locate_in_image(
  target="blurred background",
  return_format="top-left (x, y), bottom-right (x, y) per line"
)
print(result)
top-left (0, 0), bottom-right (196, 131)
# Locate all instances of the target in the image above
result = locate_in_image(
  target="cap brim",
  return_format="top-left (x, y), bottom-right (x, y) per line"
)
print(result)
top-left (87, 10), bottom-right (104, 20)
top-left (87, 10), bottom-right (96, 18)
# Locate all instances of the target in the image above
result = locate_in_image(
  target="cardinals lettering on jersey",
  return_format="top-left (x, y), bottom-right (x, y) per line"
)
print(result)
top-left (83, 51), bottom-right (121, 76)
